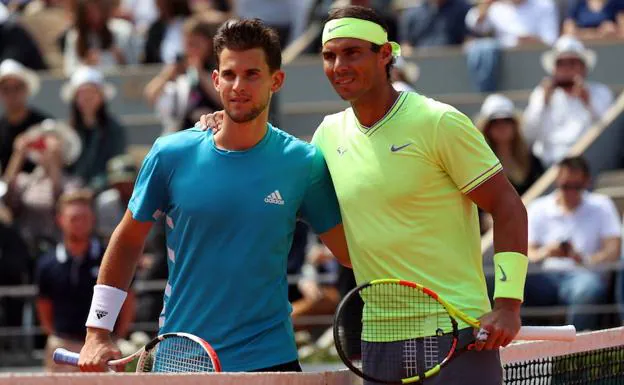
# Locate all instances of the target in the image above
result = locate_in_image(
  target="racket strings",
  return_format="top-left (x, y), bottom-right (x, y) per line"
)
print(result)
top-left (336, 282), bottom-right (455, 383)
top-left (141, 336), bottom-right (216, 373)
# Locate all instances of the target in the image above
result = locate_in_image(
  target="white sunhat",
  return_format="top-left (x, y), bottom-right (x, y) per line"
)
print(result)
top-left (60, 66), bottom-right (116, 103)
top-left (479, 94), bottom-right (516, 121)
top-left (0, 58), bottom-right (41, 96)
top-left (541, 35), bottom-right (596, 75)
top-left (23, 119), bottom-right (83, 166)
top-left (475, 94), bottom-right (521, 132)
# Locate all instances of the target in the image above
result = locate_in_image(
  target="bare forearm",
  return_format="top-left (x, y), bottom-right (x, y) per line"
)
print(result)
top-left (492, 197), bottom-right (528, 255)
top-left (36, 299), bottom-right (54, 335)
top-left (144, 72), bottom-right (172, 106)
top-left (589, 242), bottom-right (621, 265)
top-left (97, 229), bottom-right (144, 290)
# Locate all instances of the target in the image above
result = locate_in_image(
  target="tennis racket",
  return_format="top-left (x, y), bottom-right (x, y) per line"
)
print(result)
top-left (333, 279), bottom-right (576, 384)
top-left (53, 332), bottom-right (221, 373)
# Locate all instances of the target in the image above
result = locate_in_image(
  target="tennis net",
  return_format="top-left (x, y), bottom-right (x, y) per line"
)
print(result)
top-left (501, 326), bottom-right (624, 384)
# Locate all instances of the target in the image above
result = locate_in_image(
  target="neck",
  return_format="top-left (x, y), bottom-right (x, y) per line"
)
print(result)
top-left (215, 109), bottom-right (270, 151)
top-left (6, 107), bottom-right (28, 124)
top-left (557, 193), bottom-right (582, 212)
top-left (64, 237), bottom-right (90, 258)
top-left (351, 83), bottom-right (400, 128)
top-left (83, 113), bottom-right (97, 127)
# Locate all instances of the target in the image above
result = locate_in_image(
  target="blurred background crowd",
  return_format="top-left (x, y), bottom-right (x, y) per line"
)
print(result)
top-left (0, 0), bottom-right (624, 372)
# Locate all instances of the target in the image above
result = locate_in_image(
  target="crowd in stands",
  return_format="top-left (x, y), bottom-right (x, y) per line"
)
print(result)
top-left (0, 0), bottom-right (623, 370)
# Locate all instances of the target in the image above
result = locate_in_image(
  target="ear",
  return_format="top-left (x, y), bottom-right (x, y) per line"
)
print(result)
top-left (380, 43), bottom-right (394, 67)
top-left (271, 70), bottom-right (285, 93)
top-left (212, 69), bottom-right (220, 92)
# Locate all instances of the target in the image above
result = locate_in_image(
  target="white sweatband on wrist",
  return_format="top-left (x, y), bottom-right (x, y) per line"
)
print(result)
top-left (85, 284), bottom-right (127, 332)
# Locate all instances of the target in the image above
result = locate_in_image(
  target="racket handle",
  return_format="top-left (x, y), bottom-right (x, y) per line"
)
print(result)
top-left (53, 348), bottom-right (80, 366)
top-left (516, 325), bottom-right (576, 341)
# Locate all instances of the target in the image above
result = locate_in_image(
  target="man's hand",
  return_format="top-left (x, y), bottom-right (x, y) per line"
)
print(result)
top-left (197, 110), bottom-right (225, 133)
top-left (78, 328), bottom-right (123, 372)
top-left (571, 76), bottom-right (590, 106)
top-left (541, 77), bottom-right (556, 105)
top-left (474, 298), bottom-right (521, 350)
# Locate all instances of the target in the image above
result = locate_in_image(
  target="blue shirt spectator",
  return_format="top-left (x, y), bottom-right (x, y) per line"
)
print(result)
top-left (399, 0), bottom-right (470, 52)
top-left (567, 0), bottom-right (624, 28)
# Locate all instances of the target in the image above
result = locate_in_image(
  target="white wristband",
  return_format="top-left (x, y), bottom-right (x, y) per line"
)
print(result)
top-left (85, 284), bottom-right (127, 332)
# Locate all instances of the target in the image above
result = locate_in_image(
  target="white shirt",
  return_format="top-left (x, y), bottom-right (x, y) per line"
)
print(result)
top-left (160, 18), bottom-right (185, 65)
top-left (465, 0), bottom-right (559, 47)
top-left (528, 191), bottom-right (622, 268)
top-left (523, 81), bottom-right (614, 167)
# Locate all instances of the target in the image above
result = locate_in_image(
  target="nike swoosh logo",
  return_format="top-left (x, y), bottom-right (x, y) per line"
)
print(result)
top-left (391, 143), bottom-right (412, 152)
top-left (497, 264), bottom-right (507, 282)
top-left (328, 25), bottom-right (347, 33)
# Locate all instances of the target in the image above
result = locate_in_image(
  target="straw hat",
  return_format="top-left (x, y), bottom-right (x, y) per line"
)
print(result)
top-left (541, 35), bottom-right (596, 75)
top-left (475, 94), bottom-right (521, 132)
top-left (23, 119), bottom-right (83, 166)
top-left (0, 59), bottom-right (41, 96)
top-left (60, 66), bottom-right (116, 103)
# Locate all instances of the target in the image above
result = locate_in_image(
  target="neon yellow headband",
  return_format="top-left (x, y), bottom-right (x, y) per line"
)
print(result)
top-left (322, 17), bottom-right (401, 57)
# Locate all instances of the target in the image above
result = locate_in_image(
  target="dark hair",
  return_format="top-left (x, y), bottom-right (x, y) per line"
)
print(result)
top-left (71, 100), bottom-right (110, 130)
top-left (74, 0), bottom-right (113, 60)
top-left (558, 156), bottom-right (591, 176)
top-left (213, 18), bottom-right (282, 72)
top-left (157, 0), bottom-right (192, 20)
top-left (326, 5), bottom-right (394, 79)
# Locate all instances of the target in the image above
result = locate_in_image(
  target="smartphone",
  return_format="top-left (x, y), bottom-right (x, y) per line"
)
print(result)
top-left (560, 240), bottom-right (571, 254)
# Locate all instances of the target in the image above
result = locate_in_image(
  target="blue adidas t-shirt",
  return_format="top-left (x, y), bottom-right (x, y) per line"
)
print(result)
top-left (128, 125), bottom-right (341, 371)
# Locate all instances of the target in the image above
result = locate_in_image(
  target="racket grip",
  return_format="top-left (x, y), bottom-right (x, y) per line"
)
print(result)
top-left (516, 325), bottom-right (577, 341)
top-left (53, 348), bottom-right (80, 366)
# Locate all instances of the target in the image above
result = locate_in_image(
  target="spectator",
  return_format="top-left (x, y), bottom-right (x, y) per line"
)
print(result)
top-left (563, 0), bottom-right (624, 40)
top-left (231, 0), bottom-right (297, 47)
top-left (399, 0), bottom-right (470, 54)
top-left (391, 56), bottom-right (419, 92)
top-left (144, 17), bottom-right (221, 134)
top-left (20, 0), bottom-right (72, 69)
top-left (0, 59), bottom-right (49, 174)
top-left (62, 66), bottom-right (127, 191)
top-left (525, 156), bottom-right (622, 331)
top-left (2, 119), bottom-right (82, 256)
top-left (95, 154), bottom-right (137, 239)
top-left (464, 0), bottom-right (559, 91)
top-left (142, 0), bottom-right (192, 64)
top-left (63, 0), bottom-right (138, 76)
top-left (36, 189), bottom-right (135, 372)
top-left (523, 36), bottom-right (614, 167)
top-left (476, 94), bottom-right (544, 196)
top-left (0, 2), bottom-right (47, 70)
top-left (114, 0), bottom-right (158, 36)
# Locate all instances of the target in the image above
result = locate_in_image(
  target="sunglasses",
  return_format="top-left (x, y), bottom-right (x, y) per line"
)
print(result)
top-left (559, 184), bottom-right (585, 191)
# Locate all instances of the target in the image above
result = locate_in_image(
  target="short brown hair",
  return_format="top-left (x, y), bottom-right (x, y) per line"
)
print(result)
top-left (326, 6), bottom-right (394, 79)
top-left (213, 18), bottom-right (282, 72)
top-left (56, 188), bottom-right (94, 212)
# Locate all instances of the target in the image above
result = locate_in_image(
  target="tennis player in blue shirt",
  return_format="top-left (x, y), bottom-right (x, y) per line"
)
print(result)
top-left (78, 19), bottom-right (350, 373)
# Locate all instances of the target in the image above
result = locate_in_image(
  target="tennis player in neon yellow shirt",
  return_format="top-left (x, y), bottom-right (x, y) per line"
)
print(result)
top-left (198, 6), bottom-right (528, 384)
top-left (314, 6), bottom-right (528, 384)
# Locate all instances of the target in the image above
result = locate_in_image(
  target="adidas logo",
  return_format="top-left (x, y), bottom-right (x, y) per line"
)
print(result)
top-left (95, 310), bottom-right (108, 320)
top-left (264, 190), bottom-right (285, 205)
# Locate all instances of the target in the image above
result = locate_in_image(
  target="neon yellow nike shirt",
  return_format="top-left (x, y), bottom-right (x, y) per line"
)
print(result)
top-left (312, 92), bottom-right (502, 341)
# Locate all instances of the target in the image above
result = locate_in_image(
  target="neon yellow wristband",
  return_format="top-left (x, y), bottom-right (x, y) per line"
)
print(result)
top-left (493, 252), bottom-right (528, 301)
